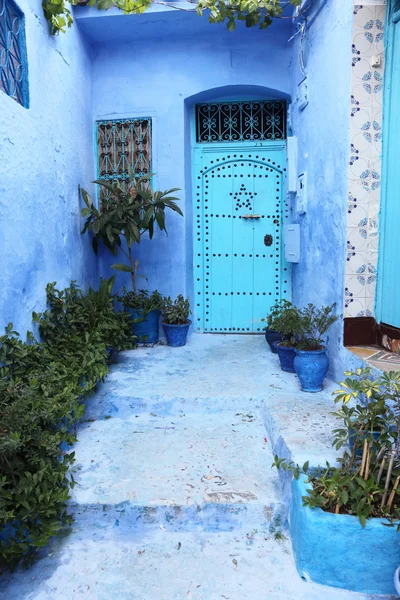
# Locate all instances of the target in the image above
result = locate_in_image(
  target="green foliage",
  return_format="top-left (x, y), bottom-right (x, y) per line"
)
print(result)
top-left (0, 279), bottom-right (133, 570)
top-left (273, 368), bottom-right (400, 528)
top-left (263, 301), bottom-right (339, 350)
top-left (196, 0), bottom-right (301, 31)
top-left (117, 289), bottom-right (164, 316)
top-left (162, 295), bottom-right (191, 325)
top-left (262, 300), bottom-right (300, 347)
top-left (296, 303), bottom-right (339, 350)
top-left (80, 173), bottom-right (182, 295)
top-left (42, 0), bottom-right (303, 36)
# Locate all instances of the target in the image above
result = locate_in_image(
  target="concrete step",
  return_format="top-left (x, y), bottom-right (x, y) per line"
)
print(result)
top-left (70, 405), bottom-right (284, 530)
top-left (0, 526), bottom-right (380, 600)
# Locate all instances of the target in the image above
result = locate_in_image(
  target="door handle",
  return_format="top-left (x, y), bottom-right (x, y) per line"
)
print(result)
top-left (241, 214), bottom-right (261, 219)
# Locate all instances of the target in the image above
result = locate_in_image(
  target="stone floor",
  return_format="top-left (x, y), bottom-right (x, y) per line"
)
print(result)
top-left (0, 335), bottom-right (395, 599)
top-left (348, 345), bottom-right (400, 372)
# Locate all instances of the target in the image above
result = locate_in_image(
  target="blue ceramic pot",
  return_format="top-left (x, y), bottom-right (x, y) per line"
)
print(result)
top-left (265, 329), bottom-right (283, 353)
top-left (162, 320), bottom-right (191, 347)
top-left (127, 308), bottom-right (160, 344)
top-left (294, 348), bottom-right (329, 392)
top-left (273, 341), bottom-right (296, 373)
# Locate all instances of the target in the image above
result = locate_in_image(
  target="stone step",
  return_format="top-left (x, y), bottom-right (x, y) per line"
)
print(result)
top-left (68, 500), bottom-right (285, 535)
top-left (0, 526), bottom-right (377, 600)
top-left (70, 409), bottom-right (280, 511)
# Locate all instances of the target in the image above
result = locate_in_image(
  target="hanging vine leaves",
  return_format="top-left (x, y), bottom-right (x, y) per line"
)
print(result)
top-left (42, 0), bottom-right (303, 36)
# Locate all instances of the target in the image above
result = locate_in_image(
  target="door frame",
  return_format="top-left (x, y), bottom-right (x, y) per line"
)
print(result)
top-left (375, 1), bottom-right (400, 324)
top-left (191, 140), bottom-right (290, 333)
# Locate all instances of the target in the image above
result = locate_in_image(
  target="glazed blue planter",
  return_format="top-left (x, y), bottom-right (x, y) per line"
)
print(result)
top-left (290, 475), bottom-right (400, 595)
top-left (294, 348), bottom-right (329, 392)
top-left (265, 329), bottom-right (283, 353)
top-left (273, 341), bottom-right (296, 373)
top-left (162, 320), bottom-right (191, 347)
top-left (127, 308), bottom-right (160, 344)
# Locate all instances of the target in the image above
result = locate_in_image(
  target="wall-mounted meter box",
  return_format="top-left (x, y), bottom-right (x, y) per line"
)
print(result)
top-left (284, 223), bottom-right (300, 263)
top-left (297, 172), bottom-right (307, 215)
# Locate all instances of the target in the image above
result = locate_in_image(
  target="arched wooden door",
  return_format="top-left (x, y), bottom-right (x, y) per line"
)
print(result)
top-left (192, 144), bottom-right (289, 333)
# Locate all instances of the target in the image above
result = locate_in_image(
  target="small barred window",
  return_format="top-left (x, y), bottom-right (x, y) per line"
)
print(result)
top-left (96, 118), bottom-right (152, 208)
top-left (0, 0), bottom-right (28, 107)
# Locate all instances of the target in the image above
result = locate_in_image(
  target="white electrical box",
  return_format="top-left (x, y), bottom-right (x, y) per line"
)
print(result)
top-left (297, 79), bottom-right (309, 111)
top-left (286, 137), bottom-right (298, 194)
top-left (297, 172), bottom-right (307, 215)
top-left (284, 224), bottom-right (301, 263)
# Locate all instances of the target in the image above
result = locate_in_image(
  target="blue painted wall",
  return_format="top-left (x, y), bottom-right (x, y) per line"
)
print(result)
top-left (290, 0), bottom-right (353, 378)
top-left (81, 10), bottom-right (293, 304)
top-left (0, 0), bottom-right (97, 336)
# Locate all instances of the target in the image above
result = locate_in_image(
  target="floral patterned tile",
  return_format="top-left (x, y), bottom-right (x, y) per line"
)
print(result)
top-left (346, 247), bottom-right (369, 274)
top-left (347, 201), bottom-right (368, 227)
top-left (345, 296), bottom-right (369, 318)
top-left (348, 178), bottom-right (371, 204)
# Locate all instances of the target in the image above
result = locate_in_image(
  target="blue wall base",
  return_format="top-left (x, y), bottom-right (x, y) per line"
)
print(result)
top-left (290, 475), bottom-right (400, 596)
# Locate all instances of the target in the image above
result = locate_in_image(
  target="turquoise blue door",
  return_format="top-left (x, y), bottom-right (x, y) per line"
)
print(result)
top-left (193, 144), bottom-right (289, 333)
top-left (377, 1), bottom-right (400, 327)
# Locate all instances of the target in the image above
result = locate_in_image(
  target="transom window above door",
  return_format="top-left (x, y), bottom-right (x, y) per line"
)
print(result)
top-left (195, 100), bottom-right (286, 143)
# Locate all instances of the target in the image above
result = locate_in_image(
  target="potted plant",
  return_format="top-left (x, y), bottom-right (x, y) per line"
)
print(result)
top-left (261, 300), bottom-right (290, 353)
top-left (162, 295), bottom-right (191, 347)
top-left (332, 367), bottom-right (397, 456)
top-left (118, 289), bottom-right (163, 344)
top-left (270, 302), bottom-right (300, 373)
top-left (80, 170), bottom-right (182, 341)
top-left (293, 303), bottom-right (339, 392)
top-left (273, 371), bottom-right (400, 595)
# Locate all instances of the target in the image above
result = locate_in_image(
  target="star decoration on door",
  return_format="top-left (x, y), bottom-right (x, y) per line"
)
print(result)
top-left (233, 184), bottom-right (257, 211)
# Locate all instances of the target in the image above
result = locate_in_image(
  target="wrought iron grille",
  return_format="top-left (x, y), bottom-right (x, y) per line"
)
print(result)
top-left (0, 0), bottom-right (28, 107)
top-left (196, 100), bottom-right (286, 143)
top-left (96, 118), bottom-right (152, 208)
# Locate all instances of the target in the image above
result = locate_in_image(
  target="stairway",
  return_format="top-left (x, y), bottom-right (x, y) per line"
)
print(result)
top-left (0, 336), bottom-right (392, 599)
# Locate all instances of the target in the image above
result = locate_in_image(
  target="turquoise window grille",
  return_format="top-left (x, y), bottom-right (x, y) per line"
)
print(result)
top-left (196, 100), bottom-right (286, 143)
top-left (0, 0), bottom-right (28, 107)
top-left (96, 118), bottom-right (152, 208)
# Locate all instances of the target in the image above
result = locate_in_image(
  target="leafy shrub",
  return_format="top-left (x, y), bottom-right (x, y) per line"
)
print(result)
top-left (117, 289), bottom-right (164, 315)
top-left (263, 300), bottom-right (300, 348)
top-left (273, 368), bottom-right (400, 527)
top-left (0, 279), bottom-right (133, 570)
top-left (296, 303), bottom-right (339, 351)
top-left (162, 295), bottom-right (191, 325)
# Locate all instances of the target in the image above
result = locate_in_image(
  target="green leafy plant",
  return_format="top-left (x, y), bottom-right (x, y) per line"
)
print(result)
top-left (296, 303), bottom-right (339, 350)
top-left (42, 0), bottom-right (304, 36)
top-left (117, 289), bottom-right (164, 316)
top-left (162, 295), bottom-right (191, 325)
top-left (262, 299), bottom-right (293, 331)
top-left (263, 300), bottom-right (300, 348)
top-left (80, 173), bottom-right (182, 297)
top-left (272, 368), bottom-right (400, 528)
top-left (0, 279), bottom-right (133, 570)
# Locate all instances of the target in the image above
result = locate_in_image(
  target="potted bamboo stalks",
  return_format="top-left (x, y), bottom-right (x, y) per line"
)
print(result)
top-left (273, 367), bottom-right (400, 595)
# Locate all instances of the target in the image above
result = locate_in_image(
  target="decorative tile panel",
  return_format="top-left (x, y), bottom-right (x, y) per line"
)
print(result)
top-left (345, 2), bottom-right (386, 317)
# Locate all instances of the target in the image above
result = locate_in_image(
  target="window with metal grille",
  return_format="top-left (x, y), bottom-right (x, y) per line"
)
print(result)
top-left (195, 100), bottom-right (286, 143)
top-left (0, 0), bottom-right (28, 107)
top-left (96, 118), bottom-right (152, 208)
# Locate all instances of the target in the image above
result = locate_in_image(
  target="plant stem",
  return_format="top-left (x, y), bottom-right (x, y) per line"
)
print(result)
top-left (127, 247), bottom-right (136, 296)
top-left (387, 475), bottom-right (400, 509)
top-left (360, 439), bottom-right (368, 478)
top-left (377, 456), bottom-right (386, 484)
top-left (381, 449), bottom-right (395, 508)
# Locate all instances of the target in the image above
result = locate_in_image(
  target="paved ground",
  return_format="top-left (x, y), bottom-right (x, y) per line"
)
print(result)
top-left (0, 335), bottom-right (395, 599)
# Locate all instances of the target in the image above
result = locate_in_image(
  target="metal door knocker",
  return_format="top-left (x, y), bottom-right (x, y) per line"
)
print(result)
top-left (264, 234), bottom-right (273, 247)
